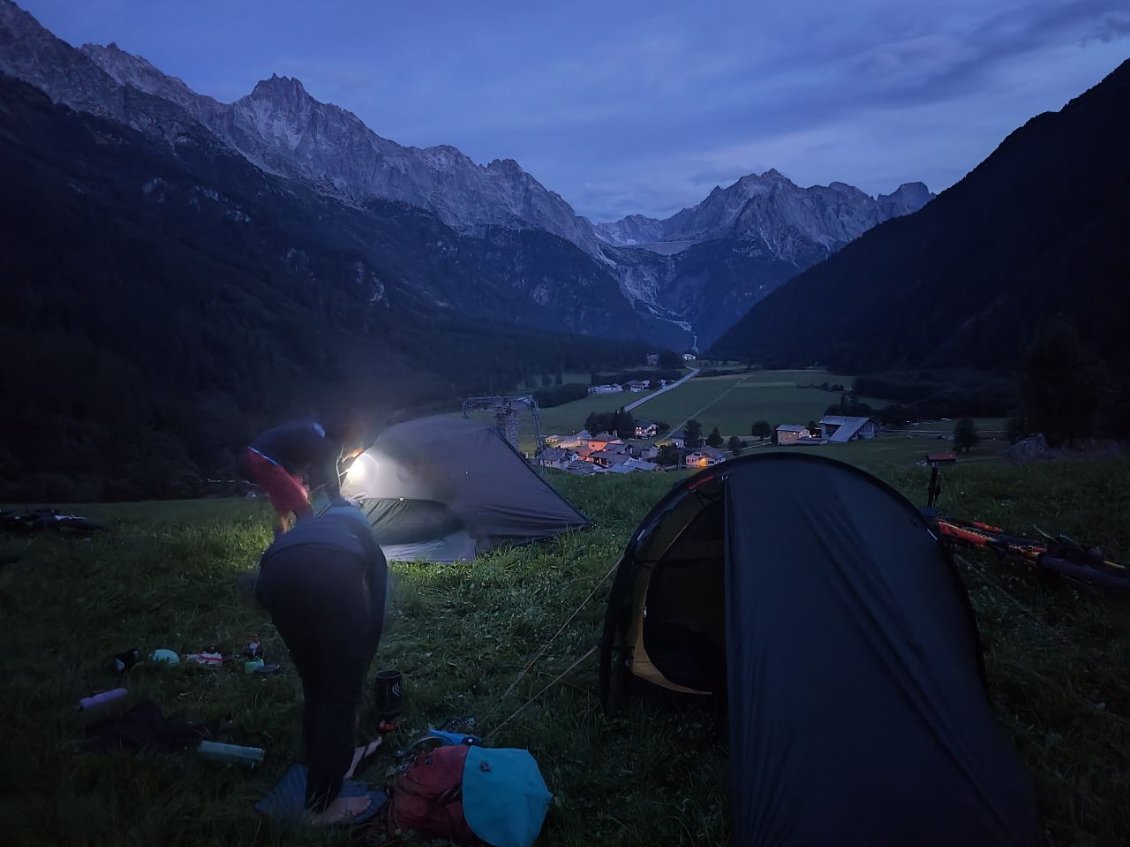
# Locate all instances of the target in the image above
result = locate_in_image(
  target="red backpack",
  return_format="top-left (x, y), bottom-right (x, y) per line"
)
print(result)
top-left (388, 744), bottom-right (483, 844)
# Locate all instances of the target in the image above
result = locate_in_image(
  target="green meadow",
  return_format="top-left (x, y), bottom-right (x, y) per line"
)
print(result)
top-left (1, 443), bottom-right (1127, 846)
top-left (538, 369), bottom-right (882, 439)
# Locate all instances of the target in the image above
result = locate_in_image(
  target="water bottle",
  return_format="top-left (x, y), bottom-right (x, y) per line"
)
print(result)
top-left (197, 740), bottom-right (265, 767)
top-left (242, 637), bottom-right (262, 660)
top-left (78, 687), bottom-right (128, 711)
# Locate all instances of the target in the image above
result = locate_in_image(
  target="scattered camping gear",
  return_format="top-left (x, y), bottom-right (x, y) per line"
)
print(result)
top-left (80, 700), bottom-right (214, 753)
top-left (599, 453), bottom-right (1040, 846)
top-left (340, 416), bottom-right (590, 561)
top-left (388, 743), bottom-right (479, 843)
top-left (255, 764), bottom-right (387, 824)
top-left (77, 687), bottom-right (128, 712)
top-left (197, 739), bottom-right (265, 768)
top-left (110, 648), bottom-right (140, 675)
top-left (922, 454), bottom-right (1130, 590)
top-left (149, 649), bottom-right (180, 666)
top-left (388, 739), bottom-right (551, 847)
top-left (932, 515), bottom-right (1130, 591)
top-left (373, 668), bottom-right (403, 728)
top-left (0, 507), bottom-right (107, 535)
top-left (186, 649), bottom-right (224, 668)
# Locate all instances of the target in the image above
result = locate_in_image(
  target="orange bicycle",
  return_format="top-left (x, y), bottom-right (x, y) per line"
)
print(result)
top-left (922, 451), bottom-right (1128, 591)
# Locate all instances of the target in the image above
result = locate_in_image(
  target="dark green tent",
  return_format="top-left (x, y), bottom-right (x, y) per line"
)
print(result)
top-left (340, 415), bottom-right (589, 561)
top-left (600, 453), bottom-right (1038, 845)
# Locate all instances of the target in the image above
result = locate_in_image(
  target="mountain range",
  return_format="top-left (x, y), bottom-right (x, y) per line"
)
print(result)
top-left (712, 57), bottom-right (1130, 375)
top-left (0, 0), bottom-right (932, 351)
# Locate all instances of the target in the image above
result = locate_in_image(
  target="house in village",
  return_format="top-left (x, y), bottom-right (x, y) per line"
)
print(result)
top-left (626, 380), bottom-right (651, 393)
top-left (588, 384), bottom-right (623, 395)
top-left (565, 459), bottom-right (600, 476)
top-left (776, 424), bottom-right (814, 446)
top-left (537, 446), bottom-right (577, 469)
top-left (647, 353), bottom-right (659, 366)
top-left (591, 450), bottom-right (632, 470)
top-left (685, 446), bottom-right (728, 468)
top-left (634, 420), bottom-right (659, 438)
top-left (609, 458), bottom-right (660, 473)
top-left (667, 428), bottom-right (687, 449)
top-left (819, 416), bottom-right (880, 442)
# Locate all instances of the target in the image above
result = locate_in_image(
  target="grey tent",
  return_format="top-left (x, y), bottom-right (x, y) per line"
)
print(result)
top-left (340, 415), bottom-right (589, 561)
top-left (600, 453), bottom-right (1039, 846)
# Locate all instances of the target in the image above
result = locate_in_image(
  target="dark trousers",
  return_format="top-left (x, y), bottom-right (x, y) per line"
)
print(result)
top-left (256, 544), bottom-right (386, 811)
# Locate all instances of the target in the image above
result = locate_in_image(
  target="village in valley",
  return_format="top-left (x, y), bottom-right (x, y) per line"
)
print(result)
top-left (538, 414), bottom-right (881, 475)
top-left (533, 356), bottom-right (891, 476)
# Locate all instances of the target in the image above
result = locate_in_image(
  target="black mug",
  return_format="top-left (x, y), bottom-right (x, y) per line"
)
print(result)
top-left (111, 648), bottom-right (141, 676)
top-left (373, 669), bottom-right (403, 721)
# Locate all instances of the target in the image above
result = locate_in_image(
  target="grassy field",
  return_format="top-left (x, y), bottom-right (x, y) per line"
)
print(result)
top-left (539, 369), bottom-right (881, 439)
top-left (1, 444), bottom-right (1128, 846)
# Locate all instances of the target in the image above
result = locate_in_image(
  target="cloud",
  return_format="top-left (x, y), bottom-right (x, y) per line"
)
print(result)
top-left (1084, 11), bottom-right (1130, 43)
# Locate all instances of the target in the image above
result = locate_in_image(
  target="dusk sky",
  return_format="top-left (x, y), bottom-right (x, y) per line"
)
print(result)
top-left (19, 0), bottom-right (1130, 222)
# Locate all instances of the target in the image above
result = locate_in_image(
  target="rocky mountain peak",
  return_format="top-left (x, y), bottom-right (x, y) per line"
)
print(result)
top-left (249, 73), bottom-right (310, 104)
top-left (877, 181), bottom-right (935, 217)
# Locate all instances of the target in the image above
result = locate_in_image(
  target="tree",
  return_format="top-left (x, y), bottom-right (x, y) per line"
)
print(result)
top-left (657, 350), bottom-right (682, 369)
top-left (656, 444), bottom-right (682, 467)
top-left (684, 419), bottom-right (703, 449)
top-left (707, 426), bottom-right (723, 447)
top-left (751, 420), bottom-right (771, 439)
top-left (953, 417), bottom-right (980, 453)
top-left (648, 378), bottom-right (660, 391)
top-left (540, 373), bottom-right (551, 388)
top-left (728, 435), bottom-right (743, 455)
top-left (1020, 319), bottom-right (1101, 447)
top-left (613, 408), bottom-right (635, 439)
top-left (806, 420), bottom-right (819, 436)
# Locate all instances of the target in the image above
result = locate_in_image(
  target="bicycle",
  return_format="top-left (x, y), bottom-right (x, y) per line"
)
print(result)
top-left (920, 451), bottom-right (1129, 591)
top-left (930, 515), bottom-right (1130, 592)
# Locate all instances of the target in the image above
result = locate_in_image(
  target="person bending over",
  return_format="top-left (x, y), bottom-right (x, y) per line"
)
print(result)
top-left (255, 500), bottom-right (387, 824)
top-left (243, 418), bottom-right (341, 537)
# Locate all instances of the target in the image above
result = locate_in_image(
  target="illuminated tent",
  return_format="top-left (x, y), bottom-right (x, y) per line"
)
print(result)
top-left (599, 453), bottom-right (1039, 846)
top-left (340, 416), bottom-right (589, 562)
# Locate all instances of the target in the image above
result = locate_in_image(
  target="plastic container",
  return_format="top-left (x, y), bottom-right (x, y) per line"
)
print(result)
top-left (150, 649), bottom-right (180, 666)
top-left (78, 687), bottom-right (128, 711)
top-left (197, 740), bottom-right (264, 767)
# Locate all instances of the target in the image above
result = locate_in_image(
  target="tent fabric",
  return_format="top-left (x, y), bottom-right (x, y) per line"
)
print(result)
top-left (600, 453), bottom-right (1039, 846)
top-left (341, 416), bottom-right (590, 561)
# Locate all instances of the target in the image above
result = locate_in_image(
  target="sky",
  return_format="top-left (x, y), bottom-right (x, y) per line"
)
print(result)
top-left (18, 0), bottom-right (1130, 222)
